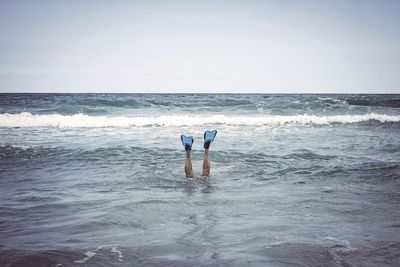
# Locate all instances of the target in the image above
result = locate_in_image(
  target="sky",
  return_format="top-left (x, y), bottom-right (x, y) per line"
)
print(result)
top-left (0, 0), bottom-right (399, 93)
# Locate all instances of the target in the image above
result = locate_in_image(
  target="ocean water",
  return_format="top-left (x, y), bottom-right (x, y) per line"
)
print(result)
top-left (0, 93), bottom-right (399, 267)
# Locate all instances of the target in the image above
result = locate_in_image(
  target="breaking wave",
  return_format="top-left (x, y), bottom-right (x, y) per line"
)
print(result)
top-left (0, 112), bottom-right (399, 128)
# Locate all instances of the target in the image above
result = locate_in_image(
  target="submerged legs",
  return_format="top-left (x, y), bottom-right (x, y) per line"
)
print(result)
top-left (181, 130), bottom-right (216, 179)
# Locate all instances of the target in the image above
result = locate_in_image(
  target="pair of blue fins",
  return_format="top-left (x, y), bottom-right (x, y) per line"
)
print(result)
top-left (181, 130), bottom-right (217, 151)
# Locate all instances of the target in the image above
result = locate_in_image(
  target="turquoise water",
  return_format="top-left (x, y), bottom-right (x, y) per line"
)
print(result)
top-left (1, 94), bottom-right (400, 266)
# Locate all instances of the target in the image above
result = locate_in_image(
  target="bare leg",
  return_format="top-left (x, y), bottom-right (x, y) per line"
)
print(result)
top-left (185, 150), bottom-right (193, 178)
top-left (202, 148), bottom-right (210, 177)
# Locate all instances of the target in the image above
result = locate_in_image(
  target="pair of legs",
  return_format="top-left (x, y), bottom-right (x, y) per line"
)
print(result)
top-left (185, 146), bottom-right (210, 178)
top-left (181, 130), bottom-right (217, 178)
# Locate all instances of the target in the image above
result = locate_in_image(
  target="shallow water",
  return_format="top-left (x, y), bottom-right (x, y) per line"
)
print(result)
top-left (1, 94), bottom-right (400, 266)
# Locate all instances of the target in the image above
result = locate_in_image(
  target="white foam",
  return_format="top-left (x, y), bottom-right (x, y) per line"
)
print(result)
top-left (326, 236), bottom-right (357, 252)
top-left (0, 112), bottom-right (399, 128)
top-left (111, 246), bottom-right (124, 261)
top-left (74, 251), bottom-right (96, 263)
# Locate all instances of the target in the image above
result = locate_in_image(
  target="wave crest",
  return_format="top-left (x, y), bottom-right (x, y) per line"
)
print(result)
top-left (0, 112), bottom-right (399, 128)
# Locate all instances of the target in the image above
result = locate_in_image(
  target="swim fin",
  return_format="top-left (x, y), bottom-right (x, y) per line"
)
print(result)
top-left (181, 135), bottom-right (194, 151)
top-left (203, 130), bottom-right (217, 149)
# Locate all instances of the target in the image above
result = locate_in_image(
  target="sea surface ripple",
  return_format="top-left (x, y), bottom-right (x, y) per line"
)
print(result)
top-left (0, 94), bottom-right (399, 266)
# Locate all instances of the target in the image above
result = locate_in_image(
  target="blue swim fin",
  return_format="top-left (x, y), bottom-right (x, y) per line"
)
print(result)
top-left (203, 130), bottom-right (217, 149)
top-left (181, 135), bottom-right (194, 151)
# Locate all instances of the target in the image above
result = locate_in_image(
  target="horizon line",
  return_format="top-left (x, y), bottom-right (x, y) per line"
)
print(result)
top-left (1, 91), bottom-right (399, 95)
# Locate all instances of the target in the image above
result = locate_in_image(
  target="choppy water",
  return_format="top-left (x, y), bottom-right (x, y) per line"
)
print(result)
top-left (1, 93), bottom-right (399, 267)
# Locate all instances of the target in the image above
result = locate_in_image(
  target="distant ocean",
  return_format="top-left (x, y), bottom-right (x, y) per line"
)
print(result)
top-left (1, 93), bottom-right (399, 266)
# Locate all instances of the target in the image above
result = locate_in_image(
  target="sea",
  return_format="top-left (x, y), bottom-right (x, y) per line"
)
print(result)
top-left (0, 93), bottom-right (399, 267)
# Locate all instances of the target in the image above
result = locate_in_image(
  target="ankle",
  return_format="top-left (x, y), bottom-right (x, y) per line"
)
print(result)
top-left (204, 141), bottom-right (210, 149)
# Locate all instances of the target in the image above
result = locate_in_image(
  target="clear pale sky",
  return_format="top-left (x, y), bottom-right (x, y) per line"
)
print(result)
top-left (0, 0), bottom-right (399, 93)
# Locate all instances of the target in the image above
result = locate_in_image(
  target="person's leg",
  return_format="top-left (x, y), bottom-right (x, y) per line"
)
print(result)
top-left (201, 130), bottom-right (217, 177)
top-left (181, 135), bottom-right (194, 178)
top-left (185, 149), bottom-right (193, 178)
top-left (202, 145), bottom-right (210, 177)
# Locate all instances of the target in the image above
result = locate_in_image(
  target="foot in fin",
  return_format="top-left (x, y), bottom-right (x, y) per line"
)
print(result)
top-left (203, 130), bottom-right (217, 149)
top-left (181, 135), bottom-right (194, 151)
